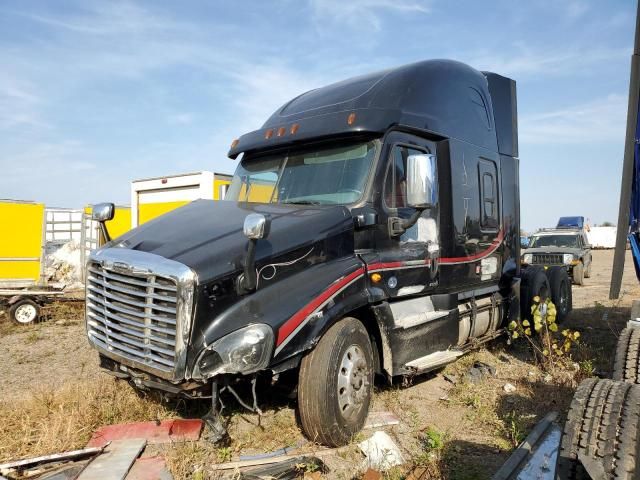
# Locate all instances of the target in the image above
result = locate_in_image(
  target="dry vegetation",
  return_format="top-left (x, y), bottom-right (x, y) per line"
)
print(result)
top-left (0, 250), bottom-right (638, 479)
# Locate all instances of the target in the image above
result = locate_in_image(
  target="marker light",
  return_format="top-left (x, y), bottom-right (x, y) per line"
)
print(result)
top-left (265, 129), bottom-right (274, 139)
top-left (277, 126), bottom-right (286, 137)
top-left (347, 112), bottom-right (356, 125)
top-left (290, 123), bottom-right (300, 134)
top-left (230, 139), bottom-right (239, 149)
top-left (370, 273), bottom-right (382, 283)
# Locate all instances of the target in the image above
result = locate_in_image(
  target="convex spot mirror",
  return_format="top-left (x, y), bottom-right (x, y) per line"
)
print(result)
top-left (406, 154), bottom-right (437, 209)
top-left (92, 203), bottom-right (115, 222)
top-left (243, 213), bottom-right (270, 240)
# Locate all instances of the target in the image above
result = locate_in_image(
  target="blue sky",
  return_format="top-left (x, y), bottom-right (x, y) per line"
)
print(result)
top-left (0, 0), bottom-right (634, 231)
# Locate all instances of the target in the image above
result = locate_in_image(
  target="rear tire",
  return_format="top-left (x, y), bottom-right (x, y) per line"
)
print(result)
top-left (613, 327), bottom-right (640, 384)
top-left (556, 378), bottom-right (640, 479)
top-left (9, 299), bottom-right (40, 325)
top-left (546, 267), bottom-right (572, 322)
top-left (298, 317), bottom-right (374, 447)
top-left (520, 266), bottom-right (550, 320)
top-left (573, 262), bottom-right (585, 286)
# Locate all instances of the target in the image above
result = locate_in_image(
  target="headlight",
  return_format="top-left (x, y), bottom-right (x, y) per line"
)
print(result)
top-left (563, 254), bottom-right (574, 265)
top-left (192, 324), bottom-right (274, 380)
top-left (523, 253), bottom-right (532, 264)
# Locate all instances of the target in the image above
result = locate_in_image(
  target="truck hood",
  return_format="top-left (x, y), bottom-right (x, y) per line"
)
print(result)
top-left (523, 247), bottom-right (583, 256)
top-left (111, 200), bottom-right (355, 282)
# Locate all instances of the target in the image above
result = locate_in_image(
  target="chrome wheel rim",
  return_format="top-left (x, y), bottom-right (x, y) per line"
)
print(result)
top-left (337, 344), bottom-right (368, 421)
top-left (15, 304), bottom-right (37, 324)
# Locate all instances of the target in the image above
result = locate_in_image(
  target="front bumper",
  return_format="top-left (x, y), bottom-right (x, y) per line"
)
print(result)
top-left (99, 354), bottom-right (208, 397)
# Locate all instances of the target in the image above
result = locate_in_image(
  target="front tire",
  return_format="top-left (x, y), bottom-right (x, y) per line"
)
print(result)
top-left (521, 266), bottom-right (550, 320)
top-left (573, 262), bottom-right (585, 286)
top-left (584, 260), bottom-right (592, 278)
top-left (298, 317), bottom-right (374, 447)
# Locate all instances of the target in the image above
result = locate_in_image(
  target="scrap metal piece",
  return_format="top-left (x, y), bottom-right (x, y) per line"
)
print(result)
top-left (0, 446), bottom-right (104, 476)
top-left (77, 439), bottom-right (146, 480)
top-left (87, 419), bottom-right (202, 448)
top-left (491, 412), bottom-right (560, 480)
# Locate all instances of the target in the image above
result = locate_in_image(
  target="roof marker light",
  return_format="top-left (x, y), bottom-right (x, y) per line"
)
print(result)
top-left (230, 139), bottom-right (239, 149)
top-left (347, 112), bottom-right (356, 125)
top-left (290, 123), bottom-right (299, 135)
top-left (277, 126), bottom-right (286, 137)
top-left (265, 129), bottom-right (274, 139)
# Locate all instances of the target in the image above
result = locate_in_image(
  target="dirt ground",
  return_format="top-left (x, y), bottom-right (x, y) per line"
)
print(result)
top-left (0, 250), bottom-right (638, 479)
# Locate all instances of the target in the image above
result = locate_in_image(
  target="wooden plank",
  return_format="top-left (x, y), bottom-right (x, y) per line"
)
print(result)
top-left (78, 439), bottom-right (146, 480)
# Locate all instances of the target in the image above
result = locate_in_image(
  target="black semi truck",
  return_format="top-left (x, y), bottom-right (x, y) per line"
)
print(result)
top-left (87, 59), bottom-right (571, 446)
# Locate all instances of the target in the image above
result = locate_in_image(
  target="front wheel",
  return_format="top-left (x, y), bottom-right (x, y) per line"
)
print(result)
top-left (572, 262), bottom-right (585, 286)
top-left (298, 317), bottom-right (374, 446)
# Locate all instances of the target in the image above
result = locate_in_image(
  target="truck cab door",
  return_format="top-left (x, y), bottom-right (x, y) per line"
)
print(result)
top-left (367, 132), bottom-right (440, 298)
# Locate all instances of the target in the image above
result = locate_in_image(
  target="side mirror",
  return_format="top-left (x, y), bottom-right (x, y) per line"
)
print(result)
top-left (406, 154), bottom-right (436, 209)
top-left (92, 203), bottom-right (115, 222)
top-left (586, 244), bottom-right (592, 249)
top-left (243, 213), bottom-right (270, 240)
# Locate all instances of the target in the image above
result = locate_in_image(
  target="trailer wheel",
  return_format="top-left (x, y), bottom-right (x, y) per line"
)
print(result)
top-left (556, 378), bottom-right (640, 479)
top-left (573, 262), bottom-right (585, 286)
top-left (9, 299), bottom-right (40, 325)
top-left (521, 266), bottom-right (550, 320)
top-left (613, 327), bottom-right (640, 383)
top-left (546, 267), bottom-right (572, 322)
top-left (298, 317), bottom-right (374, 447)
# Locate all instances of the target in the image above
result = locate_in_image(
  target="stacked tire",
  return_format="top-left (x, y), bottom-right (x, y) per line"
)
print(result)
top-left (556, 326), bottom-right (640, 479)
top-left (613, 327), bottom-right (640, 384)
top-left (556, 379), bottom-right (640, 479)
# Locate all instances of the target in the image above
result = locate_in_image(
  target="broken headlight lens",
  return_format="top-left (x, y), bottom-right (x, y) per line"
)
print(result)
top-left (193, 324), bottom-right (274, 380)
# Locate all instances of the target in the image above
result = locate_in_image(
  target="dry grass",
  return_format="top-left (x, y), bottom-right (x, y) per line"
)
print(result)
top-left (0, 377), bottom-right (177, 463)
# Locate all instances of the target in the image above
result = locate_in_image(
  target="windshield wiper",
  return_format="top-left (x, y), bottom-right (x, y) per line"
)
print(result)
top-left (282, 200), bottom-right (322, 205)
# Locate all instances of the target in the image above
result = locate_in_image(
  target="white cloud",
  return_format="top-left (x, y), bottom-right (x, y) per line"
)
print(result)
top-left (519, 93), bottom-right (627, 145)
top-left (309, 0), bottom-right (429, 31)
top-left (167, 113), bottom-right (194, 125)
top-left (465, 45), bottom-right (629, 78)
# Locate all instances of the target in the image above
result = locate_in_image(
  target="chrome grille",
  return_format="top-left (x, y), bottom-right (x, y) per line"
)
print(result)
top-left (86, 248), bottom-right (195, 381)
top-left (531, 253), bottom-right (563, 265)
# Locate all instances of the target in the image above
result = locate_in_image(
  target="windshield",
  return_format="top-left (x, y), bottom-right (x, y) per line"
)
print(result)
top-left (226, 141), bottom-right (377, 205)
top-left (529, 234), bottom-right (579, 248)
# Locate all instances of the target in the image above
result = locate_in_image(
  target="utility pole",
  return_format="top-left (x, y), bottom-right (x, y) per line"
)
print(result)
top-left (610, 0), bottom-right (640, 299)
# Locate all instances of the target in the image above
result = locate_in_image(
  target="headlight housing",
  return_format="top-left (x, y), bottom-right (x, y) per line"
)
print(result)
top-left (522, 253), bottom-right (532, 264)
top-left (192, 324), bottom-right (274, 380)
top-left (563, 253), bottom-right (574, 265)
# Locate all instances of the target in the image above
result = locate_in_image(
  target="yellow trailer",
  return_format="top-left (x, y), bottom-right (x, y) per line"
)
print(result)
top-left (131, 171), bottom-right (231, 228)
top-left (0, 200), bottom-right (45, 288)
